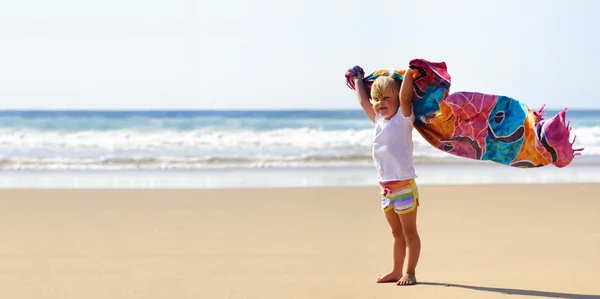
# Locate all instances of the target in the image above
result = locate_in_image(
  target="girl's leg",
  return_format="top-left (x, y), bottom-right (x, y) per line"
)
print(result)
top-left (397, 206), bottom-right (420, 285)
top-left (376, 209), bottom-right (407, 283)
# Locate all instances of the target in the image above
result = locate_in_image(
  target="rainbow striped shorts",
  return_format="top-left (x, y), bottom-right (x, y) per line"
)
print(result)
top-left (380, 179), bottom-right (420, 214)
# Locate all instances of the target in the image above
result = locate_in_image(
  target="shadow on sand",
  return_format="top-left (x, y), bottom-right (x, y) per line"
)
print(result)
top-left (419, 282), bottom-right (600, 299)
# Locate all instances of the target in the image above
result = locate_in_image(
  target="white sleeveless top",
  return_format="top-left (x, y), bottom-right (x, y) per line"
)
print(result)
top-left (372, 111), bottom-right (417, 182)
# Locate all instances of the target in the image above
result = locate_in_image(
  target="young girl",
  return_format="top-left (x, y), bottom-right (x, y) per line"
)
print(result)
top-left (351, 68), bottom-right (421, 286)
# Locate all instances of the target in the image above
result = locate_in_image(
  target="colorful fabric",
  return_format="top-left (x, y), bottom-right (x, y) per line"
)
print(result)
top-left (380, 179), bottom-right (419, 214)
top-left (345, 59), bottom-right (584, 168)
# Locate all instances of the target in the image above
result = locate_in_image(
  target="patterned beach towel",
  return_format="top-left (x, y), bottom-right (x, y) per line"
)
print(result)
top-left (345, 58), bottom-right (583, 168)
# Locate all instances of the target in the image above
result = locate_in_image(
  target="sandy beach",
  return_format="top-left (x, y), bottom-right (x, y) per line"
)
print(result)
top-left (0, 183), bottom-right (598, 299)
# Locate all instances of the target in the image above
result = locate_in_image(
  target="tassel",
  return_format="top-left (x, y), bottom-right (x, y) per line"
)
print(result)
top-left (534, 104), bottom-right (546, 121)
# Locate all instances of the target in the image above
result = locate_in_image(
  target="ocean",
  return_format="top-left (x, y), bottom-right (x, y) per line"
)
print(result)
top-left (1, 109), bottom-right (599, 188)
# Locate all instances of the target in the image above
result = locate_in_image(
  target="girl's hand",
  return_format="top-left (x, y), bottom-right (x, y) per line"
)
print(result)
top-left (353, 72), bottom-right (364, 83)
top-left (344, 65), bottom-right (365, 90)
top-left (405, 68), bottom-right (417, 77)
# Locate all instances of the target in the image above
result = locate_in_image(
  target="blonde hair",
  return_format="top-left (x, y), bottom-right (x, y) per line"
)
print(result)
top-left (370, 75), bottom-right (400, 101)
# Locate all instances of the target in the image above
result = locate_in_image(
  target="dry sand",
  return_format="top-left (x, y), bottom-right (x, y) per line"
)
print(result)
top-left (0, 183), bottom-right (598, 299)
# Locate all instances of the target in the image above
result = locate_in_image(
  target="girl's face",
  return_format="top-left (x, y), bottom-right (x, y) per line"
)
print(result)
top-left (371, 95), bottom-right (399, 120)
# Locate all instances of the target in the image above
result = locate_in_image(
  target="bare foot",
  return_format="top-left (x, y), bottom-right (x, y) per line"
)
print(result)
top-left (396, 274), bottom-right (417, 286)
top-left (376, 271), bottom-right (402, 283)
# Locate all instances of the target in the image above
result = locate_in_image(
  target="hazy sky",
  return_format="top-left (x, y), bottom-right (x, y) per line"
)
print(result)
top-left (1, 0), bottom-right (598, 110)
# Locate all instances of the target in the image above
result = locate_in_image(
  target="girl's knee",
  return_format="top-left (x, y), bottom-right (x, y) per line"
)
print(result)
top-left (401, 227), bottom-right (419, 239)
top-left (391, 227), bottom-right (405, 239)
